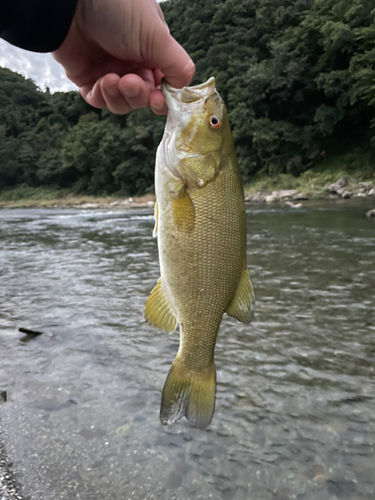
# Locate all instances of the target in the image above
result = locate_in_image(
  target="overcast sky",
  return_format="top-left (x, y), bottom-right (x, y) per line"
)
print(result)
top-left (0, 0), bottom-right (166, 93)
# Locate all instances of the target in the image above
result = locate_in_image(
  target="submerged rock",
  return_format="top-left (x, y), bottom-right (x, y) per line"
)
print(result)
top-left (366, 209), bottom-right (375, 218)
top-left (283, 201), bottom-right (302, 208)
top-left (0, 390), bottom-right (6, 404)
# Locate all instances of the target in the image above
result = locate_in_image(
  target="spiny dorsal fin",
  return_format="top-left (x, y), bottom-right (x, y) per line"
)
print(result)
top-left (153, 201), bottom-right (158, 238)
top-left (226, 267), bottom-right (255, 324)
top-left (144, 278), bottom-right (178, 333)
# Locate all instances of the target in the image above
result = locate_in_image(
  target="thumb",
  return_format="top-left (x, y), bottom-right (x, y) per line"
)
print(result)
top-left (150, 30), bottom-right (195, 89)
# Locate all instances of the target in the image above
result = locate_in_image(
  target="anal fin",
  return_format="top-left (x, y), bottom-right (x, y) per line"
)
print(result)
top-left (144, 278), bottom-right (178, 333)
top-left (226, 267), bottom-right (255, 324)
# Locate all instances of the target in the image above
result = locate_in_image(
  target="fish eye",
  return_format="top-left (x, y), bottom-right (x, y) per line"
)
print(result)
top-left (209, 114), bottom-right (221, 129)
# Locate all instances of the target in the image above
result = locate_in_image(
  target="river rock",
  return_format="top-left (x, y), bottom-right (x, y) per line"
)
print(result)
top-left (366, 209), bottom-right (375, 218)
top-left (0, 391), bottom-right (6, 404)
top-left (115, 423), bottom-right (131, 437)
top-left (328, 177), bottom-right (346, 193)
top-left (80, 203), bottom-right (99, 209)
top-left (109, 201), bottom-right (120, 207)
top-left (278, 189), bottom-right (297, 199)
top-left (164, 472), bottom-right (182, 489)
top-left (341, 190), bottom-right (352, 199)
top-left (283, 201), bottom-right (302, 208)
top-left (369, 188), bottom-right (375, 196)
top-left (293, 192), bottom-right (309, 200)
top-left (354, 192), bottom-right (367, 198)
top-left (245, 191), bottom-right (266, 203)
top-left (265, 194), bottom-right (276, 203)
top-left (359, 182), bottom-right (373, 190)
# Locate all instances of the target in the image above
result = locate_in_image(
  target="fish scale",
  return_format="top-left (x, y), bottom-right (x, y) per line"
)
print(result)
top-left (144, 77), bottom-right (255, 429)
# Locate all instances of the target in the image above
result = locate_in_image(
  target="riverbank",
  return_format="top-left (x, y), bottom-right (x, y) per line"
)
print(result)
top-left (0, 160), bottom-right (374, 209)
top-left (244, 153), bottom-right (375, 204)
top-left (244, 177), bottom-right (374, 205)
top-left (0, 186), bottom-right (156, 209)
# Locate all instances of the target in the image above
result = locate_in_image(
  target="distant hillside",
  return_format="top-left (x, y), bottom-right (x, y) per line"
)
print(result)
top-left (0, 0), bottom-right (374, 195)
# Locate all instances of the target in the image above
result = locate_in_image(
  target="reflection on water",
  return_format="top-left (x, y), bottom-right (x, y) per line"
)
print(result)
top-left (0, 201), bottom-right (374, 500)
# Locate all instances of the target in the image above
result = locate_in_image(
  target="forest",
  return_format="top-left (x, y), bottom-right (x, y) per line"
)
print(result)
top-left (0, 0), bottom-right (374, 196)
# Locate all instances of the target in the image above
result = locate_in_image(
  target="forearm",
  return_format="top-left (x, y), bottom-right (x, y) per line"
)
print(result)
top-left (0, 0), bottom-right (78, 52)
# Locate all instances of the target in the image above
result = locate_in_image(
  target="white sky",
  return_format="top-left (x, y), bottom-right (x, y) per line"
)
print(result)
top-left (0, 0), bottom-right (166, 93)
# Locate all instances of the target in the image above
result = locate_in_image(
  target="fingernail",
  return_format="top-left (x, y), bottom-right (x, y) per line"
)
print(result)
top-left (122, 86), bottom-right (140, 98)
top-left (152, 100), bottom-right (164, 110)
top-left (105, 84), bottom-right (119, 97)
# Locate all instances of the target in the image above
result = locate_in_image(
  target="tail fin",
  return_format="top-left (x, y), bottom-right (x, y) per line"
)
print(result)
top-left (160, 357), bottom-right (216, 430)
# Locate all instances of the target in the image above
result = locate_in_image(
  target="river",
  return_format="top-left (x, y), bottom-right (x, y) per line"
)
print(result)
top-left (0, 200), bottom-right (374, 500)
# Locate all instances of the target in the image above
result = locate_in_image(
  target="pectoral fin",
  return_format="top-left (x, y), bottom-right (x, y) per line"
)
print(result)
top-left (171, 188), bottom-right (195, 233)
top-left (144, 278), bottom-right (178, 333)
top-left (153, 201), bottom-right (158, 238)
top-left (226, 267), bottom-right (255, 324)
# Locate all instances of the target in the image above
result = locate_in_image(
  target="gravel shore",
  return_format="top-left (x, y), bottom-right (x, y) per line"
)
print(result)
top-left (0, 425), bottom-right (24, 500)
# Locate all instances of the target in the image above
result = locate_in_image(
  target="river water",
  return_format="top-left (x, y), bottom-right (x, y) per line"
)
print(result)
top-left (0, 200), bottom-right (374, 500)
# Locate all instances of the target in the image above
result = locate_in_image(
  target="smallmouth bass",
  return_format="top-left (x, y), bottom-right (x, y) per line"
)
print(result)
top-left (144, 77), bottom-right (255, 429)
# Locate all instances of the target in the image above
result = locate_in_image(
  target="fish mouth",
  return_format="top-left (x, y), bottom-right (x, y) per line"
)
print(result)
top-left (162, 77), bottom-right (216, 112)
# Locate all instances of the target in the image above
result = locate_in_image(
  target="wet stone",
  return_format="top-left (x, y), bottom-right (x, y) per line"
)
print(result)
top-left (174, 461), bottom-right (190, 474)
top-left (164, 472), bottom-right (182, 489)
top-left (326, 479), bottom-right (356, 498)
top-left (79, 428), bottom-right (95, 440)
top-left (115, 424), bottom-right (131, 438)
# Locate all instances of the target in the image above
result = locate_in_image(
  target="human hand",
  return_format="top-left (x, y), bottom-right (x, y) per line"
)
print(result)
top-left (53, 0), bottom-right (195, 115)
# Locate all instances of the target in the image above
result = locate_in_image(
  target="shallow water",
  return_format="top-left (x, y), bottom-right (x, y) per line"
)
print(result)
top-left (0, 200), bottom-right (374, 500)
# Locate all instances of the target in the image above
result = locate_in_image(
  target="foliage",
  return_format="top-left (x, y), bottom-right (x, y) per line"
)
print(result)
top-left (1, 0), bottom-right (375, 194)
top-left (162, 0), bottom-right (375, 178)
top-left (245, 145), bottom-right (375, 194)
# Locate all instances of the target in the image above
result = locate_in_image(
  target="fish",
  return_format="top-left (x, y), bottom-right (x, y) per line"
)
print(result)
top-left (144, 77), bottom-right (255, 430)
